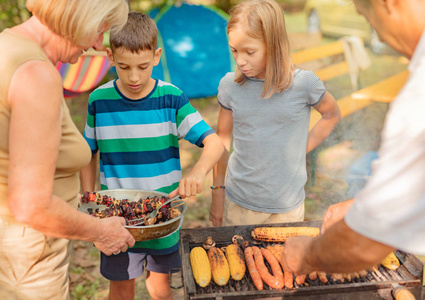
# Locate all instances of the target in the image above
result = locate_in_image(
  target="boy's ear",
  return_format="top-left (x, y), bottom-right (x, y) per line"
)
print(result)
top-left (106, 48), bottom-right (115, 66)
top-left (153, 48), bottom-right (162, 66)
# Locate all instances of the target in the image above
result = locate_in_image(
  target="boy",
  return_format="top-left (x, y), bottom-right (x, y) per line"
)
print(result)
top-left (80, 12), bottom-right (224, 300)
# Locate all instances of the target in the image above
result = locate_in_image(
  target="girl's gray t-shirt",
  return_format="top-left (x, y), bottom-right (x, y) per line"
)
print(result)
top-left (218, 69), bottom-right (326, 213)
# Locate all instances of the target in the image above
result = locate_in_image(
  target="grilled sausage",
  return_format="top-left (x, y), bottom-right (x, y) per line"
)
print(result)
top-left (266, 245), bottom-right (293, 289)
top-left (295, 274), bottom-right (307, 285)
top-left (309, 271), bottom-right (317, 281)
top-left (252, 246), bottom-right (284, 289)
top-left (318, 271), bottom-right (328, 283)
top-left (244, 247), bottom-right (263, 290)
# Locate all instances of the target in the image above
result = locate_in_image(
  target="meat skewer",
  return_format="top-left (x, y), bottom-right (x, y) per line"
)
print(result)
top-left (81, 191), bottom-right (181, 226)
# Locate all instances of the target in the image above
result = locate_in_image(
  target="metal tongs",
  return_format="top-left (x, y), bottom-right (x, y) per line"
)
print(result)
top-left (126, 195), bottom-right (182, 226)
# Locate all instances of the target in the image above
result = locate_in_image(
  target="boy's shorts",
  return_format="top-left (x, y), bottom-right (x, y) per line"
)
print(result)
top-left (223, 197), bottom-right (305, 226)
top-left (100, 249), bottom-right (181, 281)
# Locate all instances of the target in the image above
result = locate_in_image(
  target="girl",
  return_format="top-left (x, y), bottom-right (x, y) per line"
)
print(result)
top-left (210, 0), bottom-right (341, 227)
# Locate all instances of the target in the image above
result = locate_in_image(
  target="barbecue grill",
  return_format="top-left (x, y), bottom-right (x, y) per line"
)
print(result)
top-left (179, 221), bottom-right (424, 299)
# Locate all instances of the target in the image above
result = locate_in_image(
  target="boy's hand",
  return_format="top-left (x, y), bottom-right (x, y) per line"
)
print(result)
top-left (210, 189), bottom-right (225, 226)
top-left (172, 169), bottom-right (206, 199)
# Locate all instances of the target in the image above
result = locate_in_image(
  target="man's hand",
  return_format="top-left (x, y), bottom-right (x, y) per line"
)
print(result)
top-left (321, 199), bottom-right (354, 233)
top-left (281, 236), bottom-right (316, 275)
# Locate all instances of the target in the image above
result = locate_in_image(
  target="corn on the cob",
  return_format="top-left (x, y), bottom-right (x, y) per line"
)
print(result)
top-left (225, 244), bottom-right (246, 281)
top-left (208, 247), bottom-right (230, 286)
top-left (190, 247), bottom-right (211, 287)
top-left (251, 227), bottom-right (320, 242)
top-left (381, 252), bottom-right (400, 270)
top-left (265, 244), bottom-right (285, 265)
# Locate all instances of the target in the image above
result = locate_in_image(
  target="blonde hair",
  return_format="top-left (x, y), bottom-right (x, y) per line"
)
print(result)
top-left (26, 0), bottom-right (129, 47)
top-left (110, 12), bottom-right (158, 53)
top-left (228, 0), bottom-right (294, 98)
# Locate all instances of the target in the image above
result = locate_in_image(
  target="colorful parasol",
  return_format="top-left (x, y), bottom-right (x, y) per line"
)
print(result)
top-left (56, 51), bottom-right (111, 98)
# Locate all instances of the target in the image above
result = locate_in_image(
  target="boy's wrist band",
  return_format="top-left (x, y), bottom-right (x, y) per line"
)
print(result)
top-left (211, 186), bottom-right (225, 190)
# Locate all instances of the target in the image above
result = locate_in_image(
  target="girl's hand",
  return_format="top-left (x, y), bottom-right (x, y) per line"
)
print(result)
top-left (210, 188), bottom-right (225, 226)
top-left (321, 199), bottom-right (354, 234)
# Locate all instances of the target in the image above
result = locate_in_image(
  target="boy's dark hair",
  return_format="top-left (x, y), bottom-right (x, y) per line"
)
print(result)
top-left (109, 11), bottom-right (158, 53)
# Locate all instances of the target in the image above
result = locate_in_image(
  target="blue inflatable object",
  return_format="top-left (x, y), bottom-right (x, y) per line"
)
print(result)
top-left (345, 151), bottom-right (378, 198)
top-left (150, 3), bottom-right (235, 99)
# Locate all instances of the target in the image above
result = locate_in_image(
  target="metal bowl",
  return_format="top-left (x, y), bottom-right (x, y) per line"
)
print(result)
top-left (79, 189), bottom-right (187, 241)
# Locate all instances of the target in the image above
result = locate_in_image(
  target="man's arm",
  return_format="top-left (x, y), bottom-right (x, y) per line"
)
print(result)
top-left (282, 219), bottom-right (395, 275)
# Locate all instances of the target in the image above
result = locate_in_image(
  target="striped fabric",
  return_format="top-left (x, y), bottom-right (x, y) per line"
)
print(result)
top-left (56, 52), bottom-right (110, 98)
top-left (83, 79), bottom-right (214, 253)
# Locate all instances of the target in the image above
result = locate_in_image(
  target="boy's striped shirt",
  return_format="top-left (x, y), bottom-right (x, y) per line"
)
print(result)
top-left (83, 79), bottom-right (214, 253)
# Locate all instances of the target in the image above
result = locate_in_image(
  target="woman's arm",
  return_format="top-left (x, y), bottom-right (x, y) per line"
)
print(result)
top-left (7, 60), bottom-right (134, 255)
top-left (80, 153), bottom-right (98, 193)
top-left (210, 107), bottom-right (233, 226)
top-left (307, 91), bottom-right (341, 153)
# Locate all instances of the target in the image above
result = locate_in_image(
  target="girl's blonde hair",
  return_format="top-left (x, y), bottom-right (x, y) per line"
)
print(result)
top-left (228, 0), bottom-right (294, 98)
top-left (26, 0), bottom-right (129, 47)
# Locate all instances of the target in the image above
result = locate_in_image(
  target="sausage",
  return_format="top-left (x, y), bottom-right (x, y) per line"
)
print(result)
top-left (266, 245), bottom-right (293, 289)
top-left (244, 247), bottom-right (263, 290)
top-left (343, 273), bottom-right (352, 281)
top-left (308, 271), bottom-right (317, 281)
top-left (358, 269), bottom-right (368, 278)
top-left (318, 271), bottom-right (328, 283)
top-left (331, 273), bottom-right (345, 283)
top-left (284, 270), bottom-right (294, 289)
top-left (295, 274), bottom-right (306, 285)
top-left (251, 246), bottom-right (284, 289)
top-left (260, 248), bottom-right (285, 289)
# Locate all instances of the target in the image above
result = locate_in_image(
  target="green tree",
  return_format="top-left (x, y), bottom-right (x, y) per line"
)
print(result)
top-left (0, 0), bottom-right (30, 31)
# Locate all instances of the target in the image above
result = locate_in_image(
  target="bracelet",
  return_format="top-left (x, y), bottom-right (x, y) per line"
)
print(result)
top-left (211, 185), bottom-right (225, 190)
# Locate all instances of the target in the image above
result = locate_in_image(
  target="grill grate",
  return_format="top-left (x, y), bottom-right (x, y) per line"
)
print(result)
top-left (180, 221), bottom-right (424, 300)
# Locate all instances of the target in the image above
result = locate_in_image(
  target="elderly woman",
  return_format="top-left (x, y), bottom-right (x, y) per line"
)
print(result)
top-left (282, 0), bottom-right (425, 275)
top-left (0, 0), bottom-right (135, 299)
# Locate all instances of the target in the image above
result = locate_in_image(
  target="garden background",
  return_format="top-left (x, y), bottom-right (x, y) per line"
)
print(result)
top-left (0, 0), bottom-right (414, 299)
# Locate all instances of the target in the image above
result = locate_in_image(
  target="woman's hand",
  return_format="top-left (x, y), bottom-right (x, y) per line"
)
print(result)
top-left (94, 217), bottom-right (135, 256)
